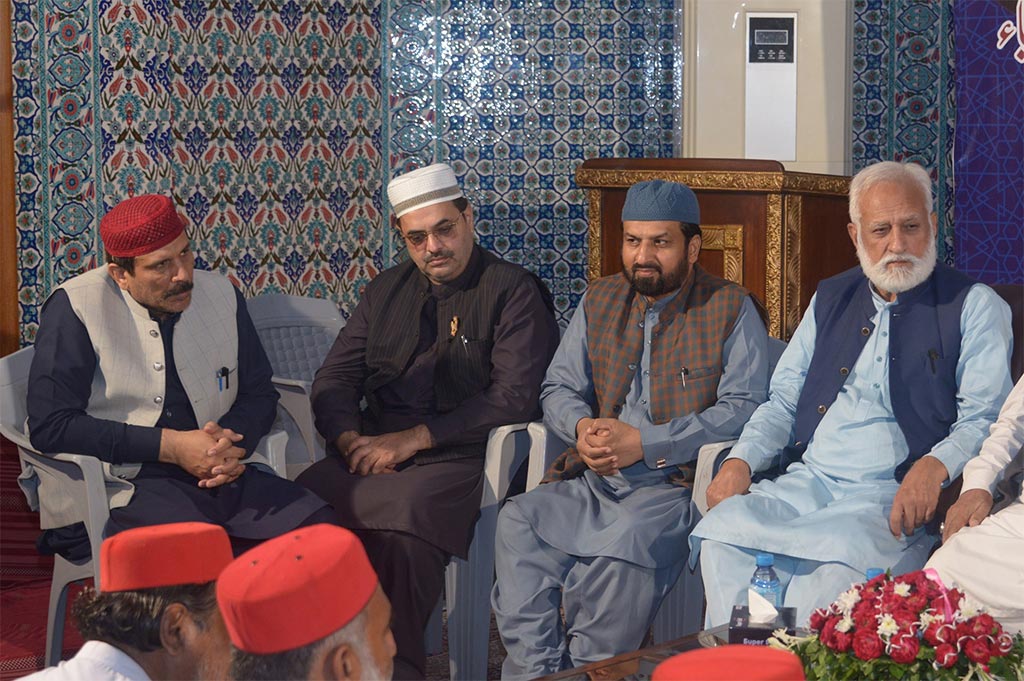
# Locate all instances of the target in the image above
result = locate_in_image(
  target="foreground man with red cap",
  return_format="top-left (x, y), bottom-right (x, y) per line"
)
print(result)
top-left (25, 195), bottom-right (331, 557)
top-left (217, 524), bottom-right (397, 680)
top-left (651, 646), bottom-right (805, 681)
top-left (22, 522), bottom-right (235, 680)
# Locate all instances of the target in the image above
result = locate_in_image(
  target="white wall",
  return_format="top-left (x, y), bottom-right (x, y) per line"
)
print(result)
top-left (681, 0), bottom-right (851, 176)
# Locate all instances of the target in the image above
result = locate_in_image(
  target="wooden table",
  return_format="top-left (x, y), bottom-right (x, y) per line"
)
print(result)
top-left (537, 625), bottom-right (730, 680)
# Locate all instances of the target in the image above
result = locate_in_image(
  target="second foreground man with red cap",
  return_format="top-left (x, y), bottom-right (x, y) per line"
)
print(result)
top-left (218, 524), bottom-right (397, 680)
top-left (25, 194), bottom-right (332, 557)
top-left (22, 522), bottom-right (235, 680)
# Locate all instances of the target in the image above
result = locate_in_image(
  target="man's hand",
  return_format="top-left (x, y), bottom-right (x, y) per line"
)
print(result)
top-left (198, 422), bottom-right (246, 488)
top-left (345, 425), bottom-right (433, 476)
top-left (941, 488), bottom-right (993, 543)
top-left (575, 418), bottom-right (643, 475)
top-left (889, 456), bottom-right (949, 537)
top-left (706, 458), bottom-right (752, 510)
top-left (334, 430), bottom-right (361, 457)
top-left (159, 425), bottom-right (245, 488)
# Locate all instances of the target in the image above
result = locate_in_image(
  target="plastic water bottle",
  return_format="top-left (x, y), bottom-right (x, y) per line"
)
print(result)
top-left (750, 553), bottom-right (783, 608)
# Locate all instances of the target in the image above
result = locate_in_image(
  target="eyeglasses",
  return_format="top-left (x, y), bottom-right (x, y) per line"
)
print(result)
top-left (401, 213), bottom-right (464, 248)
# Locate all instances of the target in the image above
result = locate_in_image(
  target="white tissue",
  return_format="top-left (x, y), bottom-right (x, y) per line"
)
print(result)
top-left (747, 589), bottom-right (778, 624)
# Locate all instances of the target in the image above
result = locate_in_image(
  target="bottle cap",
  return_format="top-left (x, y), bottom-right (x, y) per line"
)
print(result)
top-left (865, 567), bottom-right (885, 580)
top-left (755, 553), bottom-right (774, 567)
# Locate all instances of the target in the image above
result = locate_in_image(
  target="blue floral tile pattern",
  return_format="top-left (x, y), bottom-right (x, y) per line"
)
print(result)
top-left (851, 0), bottom-right (956, 265)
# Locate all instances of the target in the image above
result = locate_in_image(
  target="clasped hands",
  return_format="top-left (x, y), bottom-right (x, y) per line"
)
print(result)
top-left (334, 424), bottom-right (433, 476)
top-left (160, 421), bottom-right (247, 488)
top-left (575, 417), bottom-right (643, 475)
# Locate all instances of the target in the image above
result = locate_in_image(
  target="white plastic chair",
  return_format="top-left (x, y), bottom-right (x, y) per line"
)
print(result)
top-left (424, 422), bottom-right (532, 680)
top-left (0, 346), bottom-right (286, 666)
top-left (247, 294), bottom-right (343, 478)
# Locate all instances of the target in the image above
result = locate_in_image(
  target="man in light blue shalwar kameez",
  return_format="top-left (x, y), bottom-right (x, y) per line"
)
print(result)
top-left (492, 181), bottom-right (770, 679)
top-left (690, 161), bottom-right (1013, 627)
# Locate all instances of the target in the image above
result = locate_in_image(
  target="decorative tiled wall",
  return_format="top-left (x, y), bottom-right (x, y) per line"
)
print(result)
top-left (851, 0), bottom-right (957, 265)
top-left (12, 0), bottom-right (680, 343)
top-left (952, 0), bottom-right (1024, 284)
top-left (15, 0), bottom-right (1009, 344)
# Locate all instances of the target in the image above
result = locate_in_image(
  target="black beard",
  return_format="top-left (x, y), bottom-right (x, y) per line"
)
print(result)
top-left (622, 262), bottom-right (686, 297)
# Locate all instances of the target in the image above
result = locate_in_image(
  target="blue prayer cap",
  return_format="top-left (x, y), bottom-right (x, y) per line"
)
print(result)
top-left (622, 180), bottom-right (701, 235)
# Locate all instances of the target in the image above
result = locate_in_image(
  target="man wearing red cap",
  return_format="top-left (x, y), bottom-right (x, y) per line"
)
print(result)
top-left (217, 524), bottom-right (397, 680)
top-left (651, 645), bottom-right (805, 681)
top-left (21, 522), bottom-right (235, 680)
top-left (25, 194), bottom-right (331, 558)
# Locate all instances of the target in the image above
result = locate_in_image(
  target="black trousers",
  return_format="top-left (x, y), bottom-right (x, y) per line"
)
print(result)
top-left (356, 529), bottom-right (447, 680)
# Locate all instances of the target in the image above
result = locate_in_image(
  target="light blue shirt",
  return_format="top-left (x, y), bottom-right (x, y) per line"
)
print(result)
top-left (728, 284), bottom-right (1013, 483)
top-left (542, 292), bottom-right (770, 473)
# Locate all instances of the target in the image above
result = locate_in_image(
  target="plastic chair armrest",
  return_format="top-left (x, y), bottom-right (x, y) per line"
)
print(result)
top-left (246, 429), bottom-right (288, 478)
top-left (693, 439), bottom-right (738, 517)
top-left (482, 423), bottom-right (531, 506)
top-left (525, 421), bottom-right (572, 492)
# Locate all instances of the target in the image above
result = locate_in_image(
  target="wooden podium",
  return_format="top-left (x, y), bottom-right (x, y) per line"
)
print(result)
top-left (576, 158), bottom-right (856, 339)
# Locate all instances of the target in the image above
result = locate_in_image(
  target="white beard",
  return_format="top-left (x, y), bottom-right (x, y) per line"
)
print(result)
top-left (856, 230), bottom-right (937, 296)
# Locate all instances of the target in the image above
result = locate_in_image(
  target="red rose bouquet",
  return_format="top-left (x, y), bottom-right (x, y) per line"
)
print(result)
top-left (769, 569), bottom-right (1024, 680)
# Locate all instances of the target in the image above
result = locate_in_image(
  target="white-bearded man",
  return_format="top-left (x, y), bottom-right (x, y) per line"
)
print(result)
top-left (690, 161), bottom-right (1014, 626)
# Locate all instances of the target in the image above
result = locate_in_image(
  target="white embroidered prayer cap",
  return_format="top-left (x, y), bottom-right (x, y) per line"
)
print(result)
top-left (387, 163), bottom-right (464, 218)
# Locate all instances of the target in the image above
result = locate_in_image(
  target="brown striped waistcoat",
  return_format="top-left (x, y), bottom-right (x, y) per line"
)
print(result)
top-left (544, 265), bottom-right (748, 486)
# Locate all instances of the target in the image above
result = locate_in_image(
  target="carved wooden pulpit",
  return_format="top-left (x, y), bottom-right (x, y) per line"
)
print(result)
top-left (576, 158), bottom-right (856, 339)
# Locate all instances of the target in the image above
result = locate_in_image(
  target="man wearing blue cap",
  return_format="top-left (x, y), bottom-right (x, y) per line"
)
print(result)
top-left (491, 180), bottom-right (771, 678)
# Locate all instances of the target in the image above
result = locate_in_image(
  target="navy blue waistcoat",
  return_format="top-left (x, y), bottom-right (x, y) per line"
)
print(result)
top-left (790, 264), bottom-right (975, 481)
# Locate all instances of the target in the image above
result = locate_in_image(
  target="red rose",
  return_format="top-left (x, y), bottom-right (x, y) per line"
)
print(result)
top-left (833, 631), bottom-right (853, 653)
top-left (964, 638), bottom-right (991, 665)
top-left (852, 630), bottom-right (883, 661)
top-left (809, 608), bottom-right (828, 632)
top-left (934, 643), bottom-right (958, 668)
top-left (905, 592), bottom-right (928, 611)
top-left (820, 617), bottom-right (839, 649)
top-left (853, 601), bottom-right (877, 628)
top-left (891, 605), bottom-right (918, 629)
top-left (889, 634), bottom-right (920, 664)
top-left (923, 620), bottom-right (952, 646)
top-left (968, 613), bottom-right (997, 637)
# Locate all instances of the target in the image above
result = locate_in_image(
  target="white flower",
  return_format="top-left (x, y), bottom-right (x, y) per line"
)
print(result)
top-left (877, 613), bottom-right (899, 638)
top-left (957, 594), bottom-right (984, 620)
top-left (893, 582), bottom-right (911, 597)
top-left (836, 588), bottom-right (861, 615)
top-left (835, 616), bottom-right (854, 633)
top-left (919, 611), bottom-right (942, 627)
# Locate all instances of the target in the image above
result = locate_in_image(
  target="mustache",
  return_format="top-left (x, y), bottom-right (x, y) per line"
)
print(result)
top-left (877, 253), bottom-right (925, 267)
top-left (631, 263), bottom-right (662, 275)
top-left (164, 281), bottom-right (194, 298)
top-left (422, 249), bottom-right (455, 263)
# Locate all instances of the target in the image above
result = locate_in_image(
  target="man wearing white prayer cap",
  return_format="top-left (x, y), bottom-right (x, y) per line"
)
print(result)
top-left (297, 162), bottom-right (561, 678)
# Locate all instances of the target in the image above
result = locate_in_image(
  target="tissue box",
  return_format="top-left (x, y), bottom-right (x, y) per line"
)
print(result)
top-left (727, 605), bottom-right (798, 645)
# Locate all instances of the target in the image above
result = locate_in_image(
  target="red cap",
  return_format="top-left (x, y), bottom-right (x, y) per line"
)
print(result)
top-left (100, 522), bottom-right (233, 592)
top-left (100, 194), bottom-right (185, 257)
top-left (652, 646), bottom-right (805, 680)
top-left (216, 524), bottom-right (379, 654)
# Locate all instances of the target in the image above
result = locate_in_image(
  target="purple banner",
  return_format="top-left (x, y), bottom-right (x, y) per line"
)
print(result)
top-left (953, 0), bottom-right (1024, 283)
